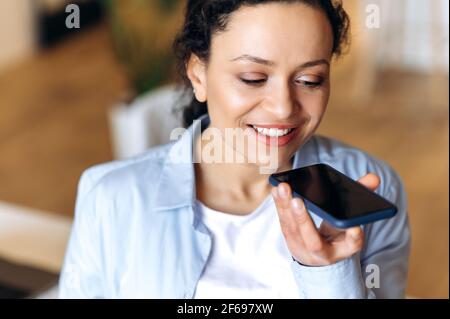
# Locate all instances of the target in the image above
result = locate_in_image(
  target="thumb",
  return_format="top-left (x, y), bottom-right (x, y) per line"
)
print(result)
top-left (357, 173), bottom-right (380, 192)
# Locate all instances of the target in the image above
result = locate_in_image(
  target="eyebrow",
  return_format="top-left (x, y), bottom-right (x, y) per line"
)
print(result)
top-left (229, 54), bottom-right (330, 69)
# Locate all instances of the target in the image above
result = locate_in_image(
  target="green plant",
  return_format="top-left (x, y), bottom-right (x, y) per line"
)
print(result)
top-left (103, 0), bottom-right (183, 97)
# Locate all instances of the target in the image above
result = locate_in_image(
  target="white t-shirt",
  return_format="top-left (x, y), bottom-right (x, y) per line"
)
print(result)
top-left (193, 195), bottom-right (301, 299)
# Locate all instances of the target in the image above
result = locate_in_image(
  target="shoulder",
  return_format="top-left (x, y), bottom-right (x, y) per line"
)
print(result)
top-left (76, 141), bottom-right (175, 207)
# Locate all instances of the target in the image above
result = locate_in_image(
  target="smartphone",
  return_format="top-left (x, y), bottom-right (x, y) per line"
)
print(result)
top-left (269, 163), bottom-right (398, 228)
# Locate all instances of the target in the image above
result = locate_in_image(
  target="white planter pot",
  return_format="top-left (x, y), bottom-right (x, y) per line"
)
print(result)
top-left (108, 84), bottom-right (190, 159)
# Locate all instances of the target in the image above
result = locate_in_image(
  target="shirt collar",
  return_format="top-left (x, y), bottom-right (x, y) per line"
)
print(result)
top-left (153, 113), bottom-right (319, 212)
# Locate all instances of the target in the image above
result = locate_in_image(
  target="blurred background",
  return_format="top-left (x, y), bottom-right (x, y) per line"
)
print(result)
top-left (0, 0), bottom-right (447, 298)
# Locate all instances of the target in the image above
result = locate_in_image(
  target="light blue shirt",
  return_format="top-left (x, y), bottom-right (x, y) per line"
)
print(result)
top-left (59, 114), bottom-right (411, 298)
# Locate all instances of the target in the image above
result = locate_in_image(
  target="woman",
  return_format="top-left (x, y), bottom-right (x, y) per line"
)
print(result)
top-left (59, 0), bottom-right (410, 298)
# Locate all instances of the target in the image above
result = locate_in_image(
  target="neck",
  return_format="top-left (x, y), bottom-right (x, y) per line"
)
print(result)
top-left (193, 130), bottom-right (293, 202)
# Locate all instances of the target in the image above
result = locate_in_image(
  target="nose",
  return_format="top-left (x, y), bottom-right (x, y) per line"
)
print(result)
top-left (265, 81), bottom-right (299, 120)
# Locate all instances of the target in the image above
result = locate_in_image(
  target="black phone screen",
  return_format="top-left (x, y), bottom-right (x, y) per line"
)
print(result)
top-left (271, 164), bottom-right (395, 220)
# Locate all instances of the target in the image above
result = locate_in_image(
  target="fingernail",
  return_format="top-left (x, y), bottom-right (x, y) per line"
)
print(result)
top-left (278, 185), bottom-right (287, 198)
top-left (291, 198), bottom-right (302, 214)
top-left (351, 232), bottom-right (360, 241)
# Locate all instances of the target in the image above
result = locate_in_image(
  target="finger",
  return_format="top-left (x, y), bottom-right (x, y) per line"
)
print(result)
top-left (357, 173), bottom-right (380, 192)
top-left (275, 183), bottom-right (292, 210)
top-left (272, 183), bottom-right (297, 232)
top-left (291, 197), bottom-right (325, 254)
top-left (272, 184), bottom-right (308, 250)
top-left (331, 226), bottom-right (365, 260)
top-left (318, 220), bottom-right (344, 241)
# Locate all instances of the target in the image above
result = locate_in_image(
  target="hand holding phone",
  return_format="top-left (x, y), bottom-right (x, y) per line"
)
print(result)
top-left (270, 169), bottom-right (382, 267)
top-left (270, 164), bottom-right (397, 228)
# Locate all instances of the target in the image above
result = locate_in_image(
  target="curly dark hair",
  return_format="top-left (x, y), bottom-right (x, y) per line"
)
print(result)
top-left (172, 0), bottom-right (351, 128)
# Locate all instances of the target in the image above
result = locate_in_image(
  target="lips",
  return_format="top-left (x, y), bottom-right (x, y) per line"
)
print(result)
top-left (246, 123), bottom-right (300, 146)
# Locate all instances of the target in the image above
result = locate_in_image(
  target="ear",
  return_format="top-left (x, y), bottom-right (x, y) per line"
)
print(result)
top-left (186, 53), bottom-right (207, 102)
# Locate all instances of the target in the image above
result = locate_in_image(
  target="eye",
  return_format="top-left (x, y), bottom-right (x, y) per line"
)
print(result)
top-left (296, 76), bottom-right (324, 89)
top-left (240, 78), bottom-right (266, 86)
top-left (299, 80), bottom-right (323, 88)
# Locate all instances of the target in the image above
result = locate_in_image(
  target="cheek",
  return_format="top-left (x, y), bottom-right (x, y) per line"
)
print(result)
top-left (299, 88), bottom-right (329, 121)
top-left (293, 91), bottom-right (329, 136)
top-left (207, 76), bottom-right (260, 122)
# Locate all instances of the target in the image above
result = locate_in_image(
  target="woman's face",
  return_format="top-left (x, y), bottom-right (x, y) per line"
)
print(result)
top-left (188, 2), bottom-right (334, 171)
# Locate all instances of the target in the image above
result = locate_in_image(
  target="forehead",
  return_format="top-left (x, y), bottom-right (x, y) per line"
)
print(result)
top-left (210, 2), bottom-right (334, 63)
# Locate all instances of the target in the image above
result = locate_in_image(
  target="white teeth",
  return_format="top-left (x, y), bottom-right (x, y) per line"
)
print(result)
top-left (252, 125), bottom-right (293, 137)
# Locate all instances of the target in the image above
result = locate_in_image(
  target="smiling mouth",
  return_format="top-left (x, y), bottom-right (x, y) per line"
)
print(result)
top-left (247, 124), bottom-right (297, 137)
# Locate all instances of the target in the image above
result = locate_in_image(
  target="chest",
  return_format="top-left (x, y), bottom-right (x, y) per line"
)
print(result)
top-left (193, 198), bottom-right (301, 298)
